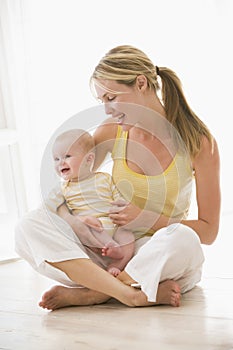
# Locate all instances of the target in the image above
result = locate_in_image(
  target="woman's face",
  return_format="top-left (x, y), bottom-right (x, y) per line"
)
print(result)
top-left (94, 79), bottom-right (145, 131)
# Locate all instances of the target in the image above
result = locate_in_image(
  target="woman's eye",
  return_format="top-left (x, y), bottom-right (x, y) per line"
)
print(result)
top-left (65, 154), bottom-right (71, 159)
top-left (107, 96), bottom-right (116, 101)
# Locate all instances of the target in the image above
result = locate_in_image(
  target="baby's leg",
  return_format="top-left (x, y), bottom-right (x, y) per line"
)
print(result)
top-left (90, 229), bottom-right (124, 259)
top-left (107, 229), bottom-right (135, 277)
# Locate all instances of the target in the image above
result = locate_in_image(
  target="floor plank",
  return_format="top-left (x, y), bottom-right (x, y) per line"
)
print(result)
top-left (1, 213), bottom-right (233, 349)
top-left (0, 259), bottom-right (233, 350)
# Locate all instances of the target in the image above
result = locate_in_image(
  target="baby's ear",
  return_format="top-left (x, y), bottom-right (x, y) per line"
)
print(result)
top-left (86, 152), bottom-right (95, 164)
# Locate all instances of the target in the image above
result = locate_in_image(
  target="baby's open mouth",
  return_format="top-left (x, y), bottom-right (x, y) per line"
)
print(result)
top-left (61, 168), bottom-right (70, 174)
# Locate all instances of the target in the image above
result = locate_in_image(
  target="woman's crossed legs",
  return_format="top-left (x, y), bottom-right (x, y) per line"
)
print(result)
top-left (39, 258), bottom-right (181, 310)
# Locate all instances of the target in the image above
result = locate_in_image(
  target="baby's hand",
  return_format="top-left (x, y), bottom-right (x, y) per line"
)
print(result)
top-left (78, 216), bottom-right (103, 232)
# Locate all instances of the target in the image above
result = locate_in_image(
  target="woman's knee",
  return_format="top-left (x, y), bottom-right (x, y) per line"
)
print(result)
top-left (15, 208), bottom-right (49, 253)
top-left (166, 223), bottom-right (201, 245)
top-left (15, 210), bottom-right (37, 231)
top-left (166, 223), bottom-right (204, 264)
top-left (15, 209), bottom-right (44, 242)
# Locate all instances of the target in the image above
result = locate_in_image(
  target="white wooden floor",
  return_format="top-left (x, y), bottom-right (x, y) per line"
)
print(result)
top-left (0, 214), bottom-right (233, 350)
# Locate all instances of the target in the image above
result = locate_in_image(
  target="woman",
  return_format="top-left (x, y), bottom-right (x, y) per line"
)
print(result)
top-left (15, 45), bottom-right (220, 310)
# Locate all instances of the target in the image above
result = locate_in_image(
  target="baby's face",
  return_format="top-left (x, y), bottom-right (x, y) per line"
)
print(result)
top-left (53, 139), bottom-right (86, 181)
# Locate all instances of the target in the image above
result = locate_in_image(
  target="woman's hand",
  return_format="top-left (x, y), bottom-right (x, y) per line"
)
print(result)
top-left (109, 199), bottom-right (173, 232)
top-left (109, 199), bottom-right (143, 229)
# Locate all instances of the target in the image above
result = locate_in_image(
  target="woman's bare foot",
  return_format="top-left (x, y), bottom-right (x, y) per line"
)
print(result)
top-left (117, 270), bottom-right (136, 285)
top-left (155, 280), bottom-right (181, 307)
top-left (132, 280), bottom-right (181, 307)
top-left (38, 280), bottom-right (180, 311)
top-left (102, 243), bottom-right (123, 259)
top-left (39, 286), bottom-right (110, 311)
top-left (117, 271), bottom-right (181, 307)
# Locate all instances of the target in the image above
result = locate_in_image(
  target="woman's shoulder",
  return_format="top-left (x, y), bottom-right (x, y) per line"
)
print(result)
top-left (192, 135), bottom-right (220, 169)
top-left (93, 118), bottom-right (119, 155)
top-left (94, 117), bottom-right (118, 143)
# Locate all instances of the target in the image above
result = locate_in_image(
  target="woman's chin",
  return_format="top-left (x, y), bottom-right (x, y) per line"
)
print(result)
top-left (121, 124), bottom-right (133, 132)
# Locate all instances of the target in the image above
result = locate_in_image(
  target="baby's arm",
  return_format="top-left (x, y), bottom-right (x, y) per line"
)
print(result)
top-left (78, 215), bottom-right (103, 232)
top-left (77, 215), bottom-right (121, 251)
top-left (43, 184), bottom-right (66, 214)
top-left (72, 215), bottom-right (105, 249)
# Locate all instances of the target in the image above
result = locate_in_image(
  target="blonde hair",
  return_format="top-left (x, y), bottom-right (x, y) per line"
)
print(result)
top-left (91, 45), bottom-right (213, 157)
top-left (54, 129), bottom-right (95, 154)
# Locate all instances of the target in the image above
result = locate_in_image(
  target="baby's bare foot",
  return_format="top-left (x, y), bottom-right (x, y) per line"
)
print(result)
top-left (108, 266), bottom-right (121, 277)
top-left (102, 243), bottom-right (123, 259)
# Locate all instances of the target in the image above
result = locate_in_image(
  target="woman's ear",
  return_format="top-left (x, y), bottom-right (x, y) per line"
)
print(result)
top-left (136, 75), bottom-right (148, 91)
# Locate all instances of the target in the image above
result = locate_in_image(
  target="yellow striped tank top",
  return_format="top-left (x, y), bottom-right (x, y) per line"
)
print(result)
top-left (111, 127), bottom-right (193, 238)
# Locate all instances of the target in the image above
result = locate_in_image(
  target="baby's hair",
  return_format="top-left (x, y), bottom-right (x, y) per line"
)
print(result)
top-left (54, 129), bottom-right (95, 154)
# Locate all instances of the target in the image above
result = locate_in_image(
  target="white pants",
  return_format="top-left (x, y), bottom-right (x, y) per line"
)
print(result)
top-left (15, 207), bottom-right (205, 302)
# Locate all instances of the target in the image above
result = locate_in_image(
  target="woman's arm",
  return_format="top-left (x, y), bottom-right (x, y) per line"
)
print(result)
top-left (93, 118), bottom-right (118, 171)
top-left (109, 200), bottom-right (173, 234)
top-left (180, 137), bottom-right (221, 244)
top-left (109, 137), bottom-right (221, 245)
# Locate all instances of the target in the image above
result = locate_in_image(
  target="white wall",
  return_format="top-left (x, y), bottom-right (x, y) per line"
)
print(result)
top-left (1, 0), bottom-right (233, 260)
top-left (23, 0), bottom-right (232, 214)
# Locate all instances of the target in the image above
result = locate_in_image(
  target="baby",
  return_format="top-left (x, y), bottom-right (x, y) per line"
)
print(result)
top-left (52, 128), bottom-right (135, 276)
